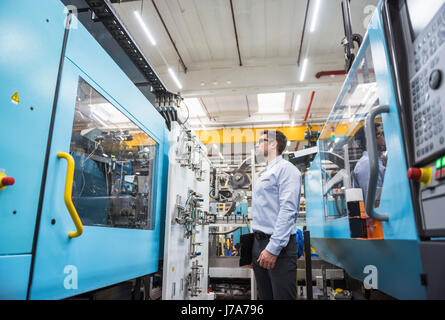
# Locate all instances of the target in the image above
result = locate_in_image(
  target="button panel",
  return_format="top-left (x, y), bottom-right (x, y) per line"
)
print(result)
top-left (411, 4), bottom-right (445, 163)
top-left (431, 156), bottom-right (445, 182)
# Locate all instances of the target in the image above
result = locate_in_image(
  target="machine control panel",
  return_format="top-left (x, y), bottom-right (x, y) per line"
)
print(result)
top-left (407, 154), bottom-right (445, 235)
top-left (400, 0), bottom-right (445, 236)
top-left (411, 3), bottom-right (445, 163)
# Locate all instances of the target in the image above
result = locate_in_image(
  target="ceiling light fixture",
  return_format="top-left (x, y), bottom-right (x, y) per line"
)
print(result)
top-left (309, 0), bottom-right (321, 33)
top-left (293, 94), bottom-right (301, 112)
top-left (168, 68), bottom-right (183, 90)
top-left (134, 11), bottom-right (157, 46)
top-left (257, 92), bottom-right (286, 113)
top-left (299, 58), bottom-right (308, 82)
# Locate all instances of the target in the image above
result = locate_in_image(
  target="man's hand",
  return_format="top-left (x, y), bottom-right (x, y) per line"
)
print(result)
top-left (257, 249), bottom-right (278, 270)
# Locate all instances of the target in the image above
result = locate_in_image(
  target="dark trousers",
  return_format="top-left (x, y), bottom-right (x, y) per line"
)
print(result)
top-left (252, 234), bottom-right (297, 300)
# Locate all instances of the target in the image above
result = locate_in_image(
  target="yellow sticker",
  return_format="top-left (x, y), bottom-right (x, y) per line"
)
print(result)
top-left (172, 266), bottom-right (175, 272)
top-left (11, 92), bottom-right (20, 104)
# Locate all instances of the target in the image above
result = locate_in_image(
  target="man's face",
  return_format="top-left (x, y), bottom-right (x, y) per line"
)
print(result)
top-left (255, 134), bottom-right (277, 161)
top-left (376, 126), bottom-right (386, 150)
top-left (255, 134), bottom-right (269, 161)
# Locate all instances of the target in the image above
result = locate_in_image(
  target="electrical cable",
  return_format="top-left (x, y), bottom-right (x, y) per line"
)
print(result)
top-left (177, 101), bottom-right (190, 125)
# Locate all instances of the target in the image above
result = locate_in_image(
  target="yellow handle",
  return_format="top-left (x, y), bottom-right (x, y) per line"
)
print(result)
top-left (57, 152), bottom-right (83, 239)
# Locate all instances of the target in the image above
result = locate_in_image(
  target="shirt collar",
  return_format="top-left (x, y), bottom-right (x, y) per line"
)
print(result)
top-left (266, 155), bottom-right (283, 171)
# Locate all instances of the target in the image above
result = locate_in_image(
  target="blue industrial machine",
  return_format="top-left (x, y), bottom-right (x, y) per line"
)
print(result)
top-left (0, 0), bottom-right (172, 299)
top-left (305, 0), bottom-right (445, 299)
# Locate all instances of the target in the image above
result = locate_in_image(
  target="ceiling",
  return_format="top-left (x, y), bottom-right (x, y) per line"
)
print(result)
top-left (111, 0), bottom-right (379, 129)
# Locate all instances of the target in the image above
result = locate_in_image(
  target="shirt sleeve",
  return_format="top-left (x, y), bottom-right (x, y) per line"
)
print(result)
top-left (265, 165), bottom-right (301, 256)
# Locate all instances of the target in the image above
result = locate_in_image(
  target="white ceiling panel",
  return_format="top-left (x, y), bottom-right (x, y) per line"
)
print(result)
top-left (112, 0), bottom-right (379, 128)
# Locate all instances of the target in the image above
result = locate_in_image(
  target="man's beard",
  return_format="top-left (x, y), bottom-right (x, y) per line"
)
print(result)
top-left (255, 149), bottom-right (268, 163)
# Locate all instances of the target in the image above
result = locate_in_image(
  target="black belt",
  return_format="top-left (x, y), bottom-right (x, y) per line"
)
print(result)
top-left (254, 232), bottom-right (271, 240)
top-left (254, 232), bottom-right (296, 241)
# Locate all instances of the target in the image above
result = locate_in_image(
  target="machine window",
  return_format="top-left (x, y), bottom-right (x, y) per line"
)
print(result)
top-left (70, 77), bottom-right (157, 230)
top-left (318, 42), bottom-right (387, 218)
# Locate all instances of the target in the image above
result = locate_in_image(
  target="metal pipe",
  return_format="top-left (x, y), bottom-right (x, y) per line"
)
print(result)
top-left (209, 226), bottom-right (241, 235)
top-left (303, 230), bottom-right (313, 300)
top-left (343, 143), bottom-right (351, 189)
top-left (199, 98), bottom-right (212, 121)
top-left (295, 90), bottom-right (316, 150)
top-left (229, 0), bottom-right (242, 66)
top-left (364, 105), bottom-right (389, 221)
top-left (245, 96), bottom-right (251, 118)
top-left (151, 0), bottom-right (188, 73)
top-left (297, 0), bottom-right (311, 66)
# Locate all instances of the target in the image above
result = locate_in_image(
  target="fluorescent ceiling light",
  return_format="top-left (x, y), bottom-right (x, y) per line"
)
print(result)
top-left (299, 58), bottom-right (308, 82)
top-left (257, 93), bottom-right (286, 113)
top-left (91, 115), bottom-right (108, 128)
top-left (88, 103), bottom-right (129, 125)
top-left (184, 98), bottom-right (206, 118)
top-left (168, 68), bottom-right (183, 90)
top-left (293, 94), bottom-right (301, 112)
top-left (310, 0), bottom-right (321, 33)
top-left (134, 11), bottom-right (156, 46)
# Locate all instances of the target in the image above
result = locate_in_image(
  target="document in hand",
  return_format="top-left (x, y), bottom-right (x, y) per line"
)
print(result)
top-left (239, 233), bottom-right (254, 266)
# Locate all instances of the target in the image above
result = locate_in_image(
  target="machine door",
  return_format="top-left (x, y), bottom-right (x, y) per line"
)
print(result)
top-left (316, 30), bottom-right (420, 242)
top-left (317, 38), bottom-right (388, 224)
top-left (0, 0), bottom-right (67, 299)
top-left (29, 60), bottom-right (161, 299)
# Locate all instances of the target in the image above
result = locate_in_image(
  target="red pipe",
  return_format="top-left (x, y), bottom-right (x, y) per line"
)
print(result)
top-left (303, 91), bottom-right (315, 123)
top-left (316, 68), bottom-right (375, 79)
top-left (315, 70), bottom-right (347, 79)
top-left (295, 91), bottom-right (315, 150)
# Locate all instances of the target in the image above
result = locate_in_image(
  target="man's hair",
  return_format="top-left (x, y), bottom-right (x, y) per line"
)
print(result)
top-left (355, 123), bottom-right (382, 151)
top-left (260, 130), bottom-right (288, 155)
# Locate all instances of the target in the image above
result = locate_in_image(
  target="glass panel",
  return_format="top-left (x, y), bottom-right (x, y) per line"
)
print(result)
top-left (70, 77), bottom-right (157, 230)
top-left (318, 41), bottom-right (387, 219)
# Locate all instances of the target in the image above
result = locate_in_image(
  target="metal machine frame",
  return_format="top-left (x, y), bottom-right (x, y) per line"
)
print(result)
top-left (305, 1), bottom-right (429, 299)
top-left (0, 0), bottom-right (169, 300)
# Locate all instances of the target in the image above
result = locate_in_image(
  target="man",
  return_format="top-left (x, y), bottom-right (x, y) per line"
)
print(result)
top-left (352, 123), bottom-right (386, 204)
top-left (251, 130), bottom-right (302, 300)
